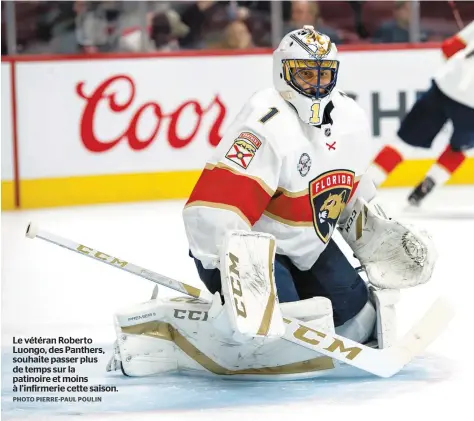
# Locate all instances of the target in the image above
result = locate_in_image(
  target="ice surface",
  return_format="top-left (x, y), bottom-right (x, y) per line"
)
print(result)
top-left (2, 187), bottom-right (473, 421)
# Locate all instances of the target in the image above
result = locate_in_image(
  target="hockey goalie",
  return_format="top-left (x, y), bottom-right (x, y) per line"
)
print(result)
top-left (106, 26), bottom-right (440, 380)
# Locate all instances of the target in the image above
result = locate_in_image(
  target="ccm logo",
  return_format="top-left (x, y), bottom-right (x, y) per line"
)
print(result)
top-left (228, 253), bottom-right (247, 318)
top-left (173, 309), bottom-right (208, 321)
top-left (345, 209), bottom-right (357, 233)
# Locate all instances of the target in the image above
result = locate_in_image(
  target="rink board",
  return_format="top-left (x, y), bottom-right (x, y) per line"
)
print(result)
top-left (0, 159), bottom-right (472, 209)
top-left (2, 45), bottom-right (473, 210)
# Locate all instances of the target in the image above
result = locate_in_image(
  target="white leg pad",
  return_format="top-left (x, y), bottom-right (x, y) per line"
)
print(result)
top-left (370, 287), bottom-right (400, 348)
top-left (113, 299), bottom-right (179, 377)
top-left (106, 286), bottom-right (162, 374)
top-left (220, 230), bottom-right (285, 343)
top-left (281, 297), bottom-right (334, 329)
top-left (207, 292), bottom-right (239, 342)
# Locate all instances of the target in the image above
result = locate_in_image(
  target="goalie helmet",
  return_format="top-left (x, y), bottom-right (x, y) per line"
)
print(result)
top-left (273, 25), bottom-right (340, 126)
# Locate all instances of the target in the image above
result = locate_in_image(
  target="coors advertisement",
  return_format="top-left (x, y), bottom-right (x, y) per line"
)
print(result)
top-left (77, 74), bottom-right (227, 152)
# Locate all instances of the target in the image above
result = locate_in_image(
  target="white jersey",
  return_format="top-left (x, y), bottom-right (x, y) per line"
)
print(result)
top-left (183, 88), bottom-right (375, 271)
top-left (434, 20), bottom-right (474, 108)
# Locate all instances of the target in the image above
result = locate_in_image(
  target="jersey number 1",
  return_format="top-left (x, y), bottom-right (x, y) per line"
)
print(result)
top-left (310, 103), bottom-right (320, 124)
top-left (259, 107), bottom-right (279, 124)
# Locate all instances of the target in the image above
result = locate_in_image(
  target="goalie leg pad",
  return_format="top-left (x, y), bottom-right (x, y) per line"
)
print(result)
top-left (370, 287), bottom-right (400, 349)
top-left (113, 301), bottom-right (178, 377)
top-left (220, 230), bottom-right (285, 343)
top-left (281, 297), bottom-right (335, 333)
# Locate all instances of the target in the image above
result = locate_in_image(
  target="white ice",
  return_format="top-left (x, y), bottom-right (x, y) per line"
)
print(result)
top-left (1, 186), bottom-right (473, 421)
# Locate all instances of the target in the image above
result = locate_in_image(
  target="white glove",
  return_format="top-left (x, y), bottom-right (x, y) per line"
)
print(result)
top-left (339, 198), bottom-right (437, 289)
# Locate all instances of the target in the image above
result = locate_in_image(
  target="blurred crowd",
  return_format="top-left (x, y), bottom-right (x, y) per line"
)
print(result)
top-left (2, 0), bottom-right (474, 55)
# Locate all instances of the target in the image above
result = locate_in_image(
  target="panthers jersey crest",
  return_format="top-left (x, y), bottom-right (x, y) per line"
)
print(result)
top-left (310, 170), bottom-right (354, 243)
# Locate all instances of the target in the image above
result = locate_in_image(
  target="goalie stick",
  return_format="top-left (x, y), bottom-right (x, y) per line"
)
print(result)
top-left (25, 222), bottom-right (213, 302)
top-left (25, 221), bottom-right (455, 378)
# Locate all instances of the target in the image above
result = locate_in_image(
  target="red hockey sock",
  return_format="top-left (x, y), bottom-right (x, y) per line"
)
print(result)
top-left (373, 145), bottom-right (404, 174)
top-left (437, 145), bottom-right (466, 174)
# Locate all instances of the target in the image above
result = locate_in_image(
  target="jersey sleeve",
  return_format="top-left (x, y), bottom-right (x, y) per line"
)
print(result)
top-left (441, 20), bottom-right (474, 58)
top-left (183, 107), bottom-right (282, 269)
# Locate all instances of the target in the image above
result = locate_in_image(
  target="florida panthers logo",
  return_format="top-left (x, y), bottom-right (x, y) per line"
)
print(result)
top-left (319, 191), bottom-right (347, 223)
top-left (310, 170), bottom-right (354, 243)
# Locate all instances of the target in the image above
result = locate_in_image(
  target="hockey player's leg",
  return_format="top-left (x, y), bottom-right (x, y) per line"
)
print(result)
top-left (367, 145), bottom-right (404, 187)
top-left (291, 240), bottom-right (375, 344)
top-left (398, 83), bottom-right (448, 150)
top-left (407, 84), bottom-right (473, 206)
top-left (407, 144), bottom-right (466, 206)
top-left (289, 238), bottom-right (405, 349)
top-left (324, 284), bottom-right (400, 350)
top-left (273, 254), bottom-right (300, 302)
top-left (337, 286), bottom-right (400, 349)
top-left (294, 239), bottom-right (369, 328)
top-left (368, 82), bottom-right (448, 189)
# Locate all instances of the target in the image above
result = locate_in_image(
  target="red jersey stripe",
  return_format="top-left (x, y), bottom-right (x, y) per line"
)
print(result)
top-left (265, 176), bottom-right (360, 226)
top-left (266, 192), bottom-right (313, 224)
top-left (185, 164), bottom-right (273, 226)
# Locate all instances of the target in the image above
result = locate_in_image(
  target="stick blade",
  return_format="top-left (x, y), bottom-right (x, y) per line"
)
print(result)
top-left (386, 295), bottom-right (456, 375)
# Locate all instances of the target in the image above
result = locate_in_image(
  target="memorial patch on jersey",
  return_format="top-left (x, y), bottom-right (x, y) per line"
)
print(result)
top-left (225, 132), bottom-right (262, 169)
top-left (309, 169), bottom-right (354, 243)
top-left (297, 153), bottom-right (312, 177)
